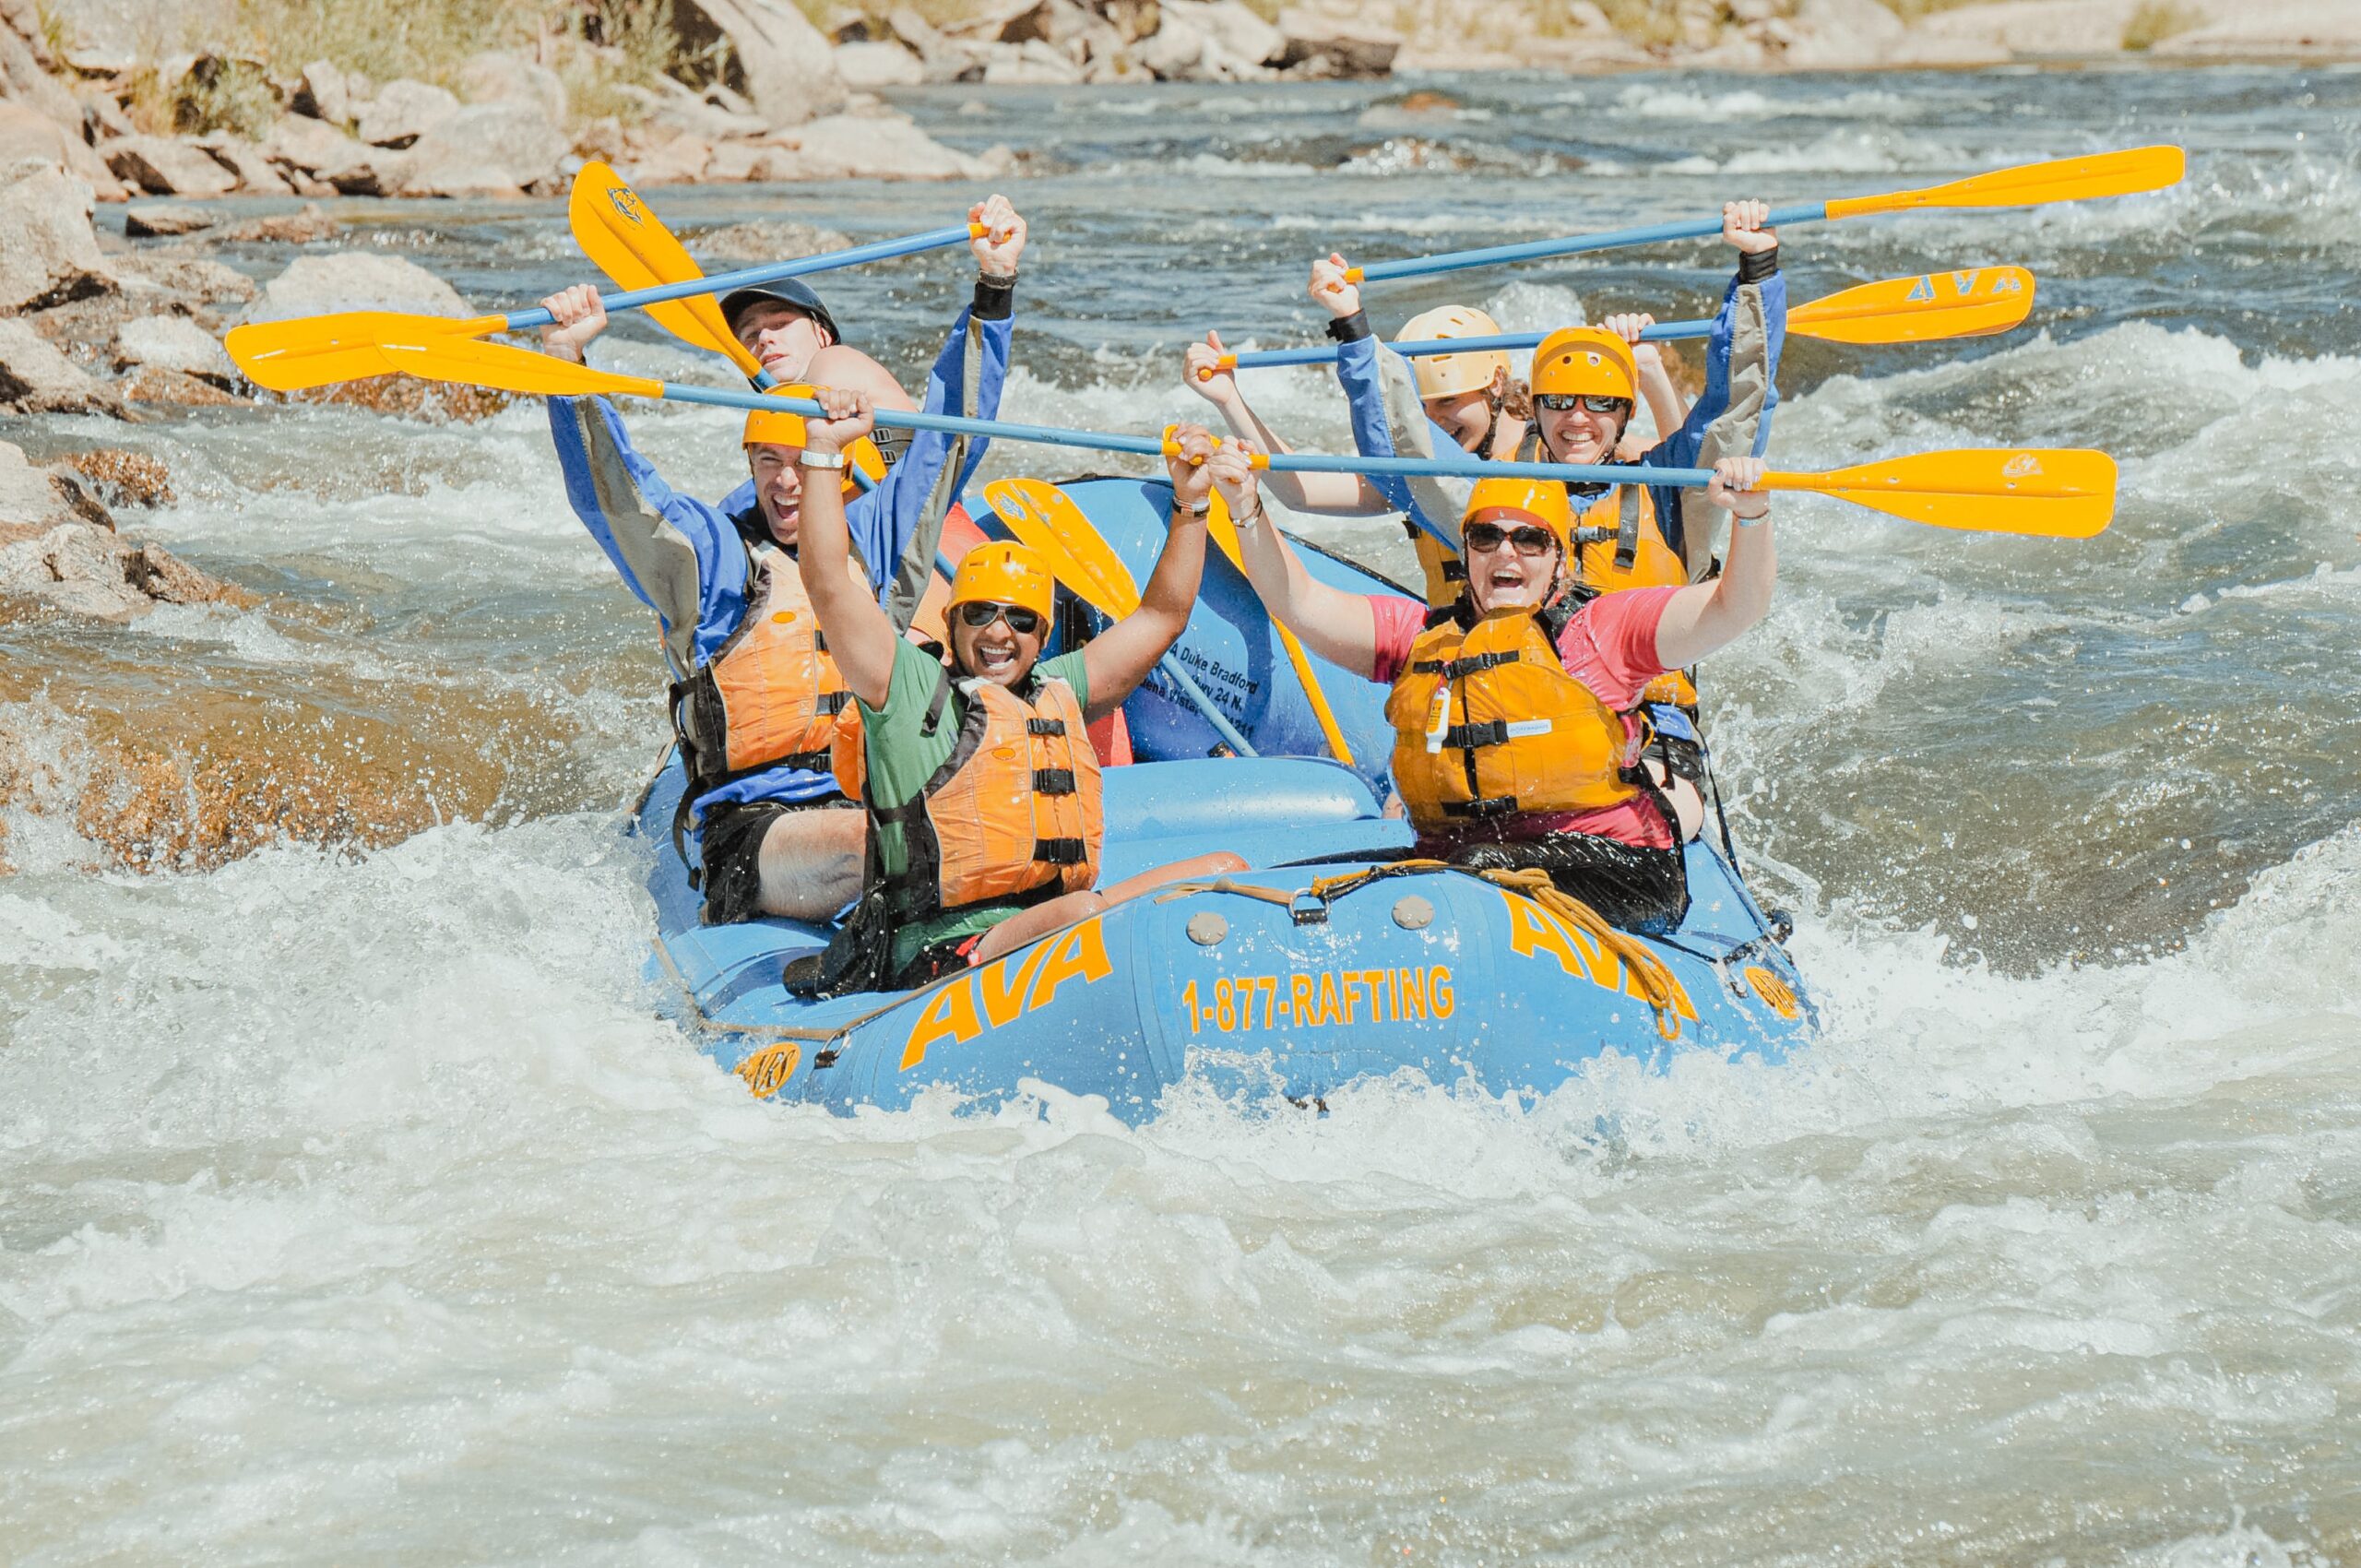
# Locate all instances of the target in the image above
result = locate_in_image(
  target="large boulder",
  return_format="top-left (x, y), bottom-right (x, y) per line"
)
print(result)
top-left (103, 136), bottom-right (241, 198)
top-left (390, 100), bottom-right (568, 197)
top-left (291, 60), bottom-right (353, 123)
top-left (113, 315), bottom-right (234, 385)
top-left (0, 13), bottom-right (122, 196)
top-left (762, 112), bottom-right (992, 179)
top-left (0, 315), bottom-right (118, 413)
top-left (1177, 0), bottom-right (1284, 66)
top-left (0, 160), bottom-right (113, 315)
top-left (1778, 0), bottom-right (1904, 65)
top-left (0, 437), bottom-right (62, 528)
top-left (259, 113), bottom-right (385, 190)
top-left (242, 252), bottom-right (468, 324)
top-left (1273, 5), bottom-right (1401, 75)
top-left (353, 77), bottom-right (461, 148)
top-left (0, 100), bottom-right (124, 199)
top-left (191, 135), bottom-right (296, 196)
top-left (456, 50), bottom-right (567, 124)
top-left (123, 202), bottom-right (216, 238)
top-left (834, 40), bottom-right (926, 87)
top-left (672, 0), bottom-right (849, 128)
top-left (2156, 0), bottom-right (2361, 56)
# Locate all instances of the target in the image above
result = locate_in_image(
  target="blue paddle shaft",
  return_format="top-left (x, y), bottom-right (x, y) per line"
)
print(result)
top-left (500, 225), bottom-right (978, 333)
top-left (1355, 202), bottom-right (1826, 282)
top-left (661, 383), bottom-right (1716, 488)
top-left (1227, 319), bottom-right (1713, 373)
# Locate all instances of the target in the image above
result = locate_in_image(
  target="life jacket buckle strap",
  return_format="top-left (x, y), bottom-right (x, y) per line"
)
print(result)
top-left (1026, 718), bottom-right (1068, 737)
top-left (1441, 795), bottom-right (1519, 820)
top-left (1033, 837), bottom-right (1089, 866)
top-left (1032, 767), bottom-right (1077, 795)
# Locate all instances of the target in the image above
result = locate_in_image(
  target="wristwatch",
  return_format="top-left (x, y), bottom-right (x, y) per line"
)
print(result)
top-left (1185, 497), bottom-right (1213, 517)
top-left (799, 451), bottom-right (848, 470)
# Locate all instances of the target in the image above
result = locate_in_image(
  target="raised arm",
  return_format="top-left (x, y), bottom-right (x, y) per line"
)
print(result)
top-left (1077, 426), bottom-right (1216, 718)
top-left (1216, 435), bottom-right (1384, 681)
top-left (1652, 457), bottom-right (1774, 671)
top-left (792, 391), bottom-right (901, 708)
top-left (1181, 327), bottom-right (1374, 515)
top-left (1603, 311), bottom-right (1689, 442)
top-left (1645, 200), bottom-right (1786, 576)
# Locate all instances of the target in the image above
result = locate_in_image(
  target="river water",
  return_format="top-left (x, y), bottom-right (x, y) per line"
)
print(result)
top-left (5, 65), bottom-right (2359, 1563)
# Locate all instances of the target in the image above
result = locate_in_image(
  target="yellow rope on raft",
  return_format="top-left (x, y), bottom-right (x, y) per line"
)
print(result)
top-left (1161, 858), bottom-right (1691, 1043)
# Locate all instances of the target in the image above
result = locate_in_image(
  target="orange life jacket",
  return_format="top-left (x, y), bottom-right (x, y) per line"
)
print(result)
top-left (1384, 597), bottom-right (1644, 832)
top-left (1572, 483), bottom-right (1698, 709)
top-left (835, 665), bottom-right (1104, 921)
top-left (673, 528), bottom-right (955, 805)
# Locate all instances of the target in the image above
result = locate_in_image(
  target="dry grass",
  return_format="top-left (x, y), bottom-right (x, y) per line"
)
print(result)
top-left (2121, 0), bottom-right (2201, 48)
top-left (99, 0), bottom-right (685, 131)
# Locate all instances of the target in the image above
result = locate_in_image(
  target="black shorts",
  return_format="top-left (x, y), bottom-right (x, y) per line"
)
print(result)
top-left (1643, 731), bottom-right (1705, 786)
top-left (696, 796), bottom-right (858, 926)
top-left (1448, 832), bottom-right (1691, 933)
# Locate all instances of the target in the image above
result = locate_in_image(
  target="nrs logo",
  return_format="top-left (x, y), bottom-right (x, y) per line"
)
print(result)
top-left (736, 1040), bottom-right (801, 1099)
top-left (2002, 452), bottom-right (2045, 479)
top-left (605, 187), bottom-right (647, 228)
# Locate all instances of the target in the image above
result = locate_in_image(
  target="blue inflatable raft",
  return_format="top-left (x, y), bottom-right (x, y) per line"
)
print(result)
top-left (631, 478), bottom-right (1814, 1119)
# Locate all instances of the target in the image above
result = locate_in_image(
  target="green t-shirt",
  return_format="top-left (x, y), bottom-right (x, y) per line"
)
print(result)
top-left (861, 638), bottom-right (1093, 969)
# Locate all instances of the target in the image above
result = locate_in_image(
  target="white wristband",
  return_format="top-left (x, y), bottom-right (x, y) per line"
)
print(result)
top-left (799, 451), bottom-right (847, 470)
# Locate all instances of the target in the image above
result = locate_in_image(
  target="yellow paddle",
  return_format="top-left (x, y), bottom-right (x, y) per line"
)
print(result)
top-left (981, 478), bottom-right (1260, 757)
top-left (1344, 147), bottom-right (2184, 282)
top-left (1754, 448), bottom-right (2118, 539)
top-left (243, 323), bottom-right (2118, 541)
top-left (567, 160), bottom-right (767, 383)
top-left (1005, 469), bottom-right (1357, 766)
top-left (1201, 491), bottom-right (1355, 766)
top-left (224, 192), bottom-right (981, 392)
top-left (1211, 265), bottom-right (2038, 377)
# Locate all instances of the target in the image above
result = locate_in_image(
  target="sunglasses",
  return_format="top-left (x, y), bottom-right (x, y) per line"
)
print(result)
top-left (956, 600), bottom-right (1045, 636)
top-left (1462, 521), bottom-right (1558, 557)
top-left (1535, 393), bottom-right (1631, 416)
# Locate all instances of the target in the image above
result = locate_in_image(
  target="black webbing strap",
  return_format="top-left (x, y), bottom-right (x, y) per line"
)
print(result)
top-left (1615, 484), bottom-right (1642, 573)
top-left (1032, 767), bottom-right (1077, 795)
top-left (1441, 796), bottom-right (1519, 820)
top-left (1033, 837), bottom-right (1089, 866)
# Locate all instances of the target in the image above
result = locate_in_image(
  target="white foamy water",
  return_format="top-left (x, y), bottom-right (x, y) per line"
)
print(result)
top-left (6, 66), bottom-right (2361, 1563)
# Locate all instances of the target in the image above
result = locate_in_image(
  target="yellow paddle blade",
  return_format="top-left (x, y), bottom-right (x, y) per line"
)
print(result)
top-left (227, 311), bottom-right (505, 391)
top-left (1203, 494), bottom-right (1356, 767)
top-left (363, 329), bottom-right (666, 402)
top-left (1763, 448), bottom-right (2118, 539)
top-left (1827, 145), bottom-right (2184, 221)
top-left (1789, 266), bottom-right (2035, 346)
top-left (568, 160), bottom-right (765, 379)
top-left (982, 476), bottom-right (1145, 619)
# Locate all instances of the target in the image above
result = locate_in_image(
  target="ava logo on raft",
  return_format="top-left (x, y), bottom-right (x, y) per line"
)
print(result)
top-left (900, 918), bottom-right (1114, 1070)
top-left (1500, 890), bottom-right (1699, 1022)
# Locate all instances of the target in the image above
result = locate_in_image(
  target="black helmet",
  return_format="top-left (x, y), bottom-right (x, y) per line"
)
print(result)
top-left (718, 278), bottom-right (843, 347)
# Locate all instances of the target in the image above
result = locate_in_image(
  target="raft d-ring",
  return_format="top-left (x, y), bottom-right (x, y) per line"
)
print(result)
top-left (1289, 891), bottom-right (1330, 926)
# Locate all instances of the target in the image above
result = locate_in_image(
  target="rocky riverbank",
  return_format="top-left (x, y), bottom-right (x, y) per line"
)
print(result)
top-left (5, 0), bottom-right (2355, 214)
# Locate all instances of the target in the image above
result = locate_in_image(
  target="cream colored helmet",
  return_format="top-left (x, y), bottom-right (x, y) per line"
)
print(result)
top-left (1396, 305), bottom-right (1510, 402)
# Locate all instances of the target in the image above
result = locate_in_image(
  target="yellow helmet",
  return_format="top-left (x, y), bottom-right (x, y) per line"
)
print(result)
top-left (1397, 305), bottom-right (1510, 402)
top-left (1462, 476), bottom-right (1574, 556)
top-left (740, 384), bottom-right (886, 491)
top-left (947, 541), bottom-right (1055, 624)
top-left (1529, 327), bottom-right (1637, 403)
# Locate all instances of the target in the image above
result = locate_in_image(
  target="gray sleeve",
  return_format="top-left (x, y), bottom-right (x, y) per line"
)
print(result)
top-left (1676, 283), bottom-right (1772, 581)
top-left (1373, 343), bottom-right (1469, 548)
